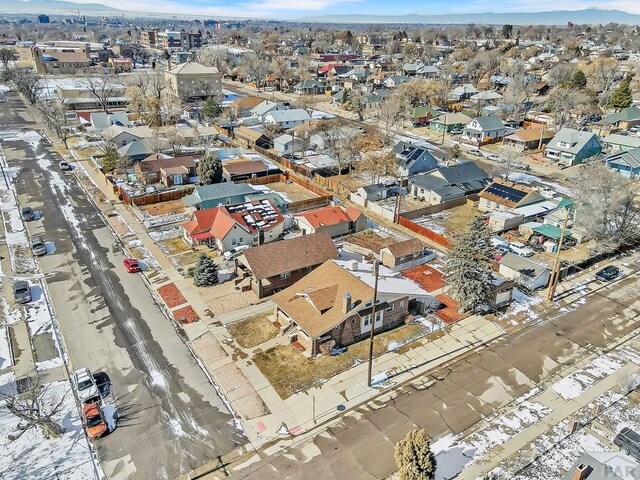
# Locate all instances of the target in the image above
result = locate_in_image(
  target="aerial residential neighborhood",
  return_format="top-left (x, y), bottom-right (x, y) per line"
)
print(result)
top-left (2, 3), bottom-right (640, 480)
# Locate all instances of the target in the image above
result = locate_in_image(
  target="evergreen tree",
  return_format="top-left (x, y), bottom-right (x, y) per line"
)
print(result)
top-left (394, 428), bottom-right (437, 480)
top-left (570, 70), bottom-right (587, 89)
top-left (610, 80), bottom-right (633, 111)
top-left (193, 254), bottom-right (219, 287)
top-left (198, 152), bottom-right (223, 185)
top-left (201, 97), bottom-right (222, 123)
top-left (445, 215), bottom-right (494, 312)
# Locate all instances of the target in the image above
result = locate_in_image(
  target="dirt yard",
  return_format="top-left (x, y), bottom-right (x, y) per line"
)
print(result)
top-left (157, 238), bottom-right (192, 256)
top-left (268, 181), bottom-right (319, 203)
top-left (253, 323), bottom-right (428, 399)
top-left (345, 230), bottom-right (396, 253)
top-left (138, 199), bottom-right (188, 216)
top-left (227, 313), bottom-right (277, 349)
top-left (195, 281), bottom-right (261, 317)
top-left (412, 203), bottom-right (478, 237)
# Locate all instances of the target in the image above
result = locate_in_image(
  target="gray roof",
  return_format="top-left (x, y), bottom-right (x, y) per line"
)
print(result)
top-left (251, 100), bottom-right (284, 117)
top-left (265, 109), bottom-right (311, 123)
top-left (562, 452), bottom-right (639, 480)
top-left (361, 184), bottom-right (390, 194)
top-left (412, 162), bottom-right (490, 194)
top-left (437, 161), bottom-right (491, 186)
top-left (499, 253), bottom-right (550, 279)
top-left (467, 114), bottom-right (505, 132)
top-left (548, 128), bottom-right (599, 154)
top-left (295, 79), bottom-right (323, 89)
top-left (601, 134), bottom-right (640, 149)
top-left (117, 139), bottom-right (154, 158)
top-left (187, 182), bottom-right (258, 206)
top-left (91, 112), bottom-right (128, 131)
top-left (606, 147), bottom-right (640, 169)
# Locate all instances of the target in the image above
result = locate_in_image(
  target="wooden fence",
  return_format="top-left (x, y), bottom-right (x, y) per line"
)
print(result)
top-left (398, 216), bottom-right (451, 249)
top-left (121, 186), bottom-right (194, 207)
top-left (401, 196), bottom-right (476, 220)
top-left (287, 196), bottom-right (332, 212)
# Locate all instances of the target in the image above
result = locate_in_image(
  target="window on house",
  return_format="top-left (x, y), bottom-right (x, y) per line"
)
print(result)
top-left (280, 271), bottom-right (291, 279)
top-left (231, 239), bottom-right (237, 246)
top-left (399, 301), bottom-right (404, 308)
top-left (351, 318), bottom-right (356, 324)
top-left (363, 317), bottom-right (370, 326)
top-left (334, 326), bottom-right (339, 331)
top-left (239, 237), bottom-right (244, 243)
top-left (305, 266), bottom-right (312, 272)
top-left (375, 311), bottom-right (382, 322)
top-left (386, 305), bottom-right (394, 313)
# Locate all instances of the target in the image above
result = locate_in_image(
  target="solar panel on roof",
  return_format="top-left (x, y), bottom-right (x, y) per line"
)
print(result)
top-left (485, 183), bottom-right (527, 203)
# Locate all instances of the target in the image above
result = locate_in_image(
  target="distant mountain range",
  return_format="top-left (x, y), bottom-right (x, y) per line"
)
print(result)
top-left (299, 8), bottom-right (640, 25)
top-left (0, 0), bottom-right (121, 14)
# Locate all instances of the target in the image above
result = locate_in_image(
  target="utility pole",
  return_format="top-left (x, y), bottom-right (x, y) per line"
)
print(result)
top-left (394, 176), bottom-right (404, 223)
top-left (441, 114), bottom-right (447, 145)
top-left (537, 122), bottom-right (545, 151)
top-left (546, 208), bottom-right (571, 302)
top-left (367, 261), bottom-right (380, 388)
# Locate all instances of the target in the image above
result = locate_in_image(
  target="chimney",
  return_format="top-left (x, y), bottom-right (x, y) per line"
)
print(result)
top-left (572, 464), bottom-right (592, 480)
top-left (342, 293), bottom-right (352, 314)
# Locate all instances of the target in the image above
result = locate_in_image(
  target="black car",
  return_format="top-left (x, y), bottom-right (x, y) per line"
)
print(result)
top-left (614, 428), bottom-right (640, 461)
top-left (595, 265), bottom-right (620, 281)
top-left (13, 281), bottom-right (32, 304)
top-left (21, 206), bottom-right (34, 221)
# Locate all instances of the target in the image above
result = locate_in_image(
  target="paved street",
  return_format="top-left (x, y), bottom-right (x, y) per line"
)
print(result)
top-left (229, 262), bottom-right (640, 479)
top-left (0, 92), bottom-right (246, 480)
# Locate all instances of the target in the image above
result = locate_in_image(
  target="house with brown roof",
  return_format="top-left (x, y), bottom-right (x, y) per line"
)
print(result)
top-left (135, 154), bottom-right (200, 187)
top-left (182, 199), bottom-right (285, 251)
top-left (478, 179), bottom-right (545, 213)
top-left (294, 205), bottom-right (367, 238)
top-left (503, 126), bottom-right (554, 151)
top-left (222, 158), bottom-right (273, 182)
top-left (234, 126), bottom-right (273, 150)
top-left (272, 260), bottom-right (410, 356)
top-left (235, 232), bottom-right (338, 298)
top-left (379, 239), bottom-right (435, 271)
top-left (230, 96), bottom-right (264, 118)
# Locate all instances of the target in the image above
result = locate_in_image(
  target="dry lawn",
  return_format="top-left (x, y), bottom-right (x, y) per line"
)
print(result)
top-left (254, 323), bottom-right (427, 399)
top-left (268, 181), bottom-right (319, 202)
top-left (170, 249), bottom-right (217, 268)
top-left (158, 238), bottom-right (191, 256)
top-left (228, 313), bottom-right (278, 349)
top-left (138, 199), bottom-right (187, 216)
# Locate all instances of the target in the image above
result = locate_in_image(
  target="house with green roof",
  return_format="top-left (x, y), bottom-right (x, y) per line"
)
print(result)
top-left (603, 106), bottom-right (640, 130)
top-left (406, 106), bottom-right (438, 125)
top-left (183, 182), bottom-right (260, 210)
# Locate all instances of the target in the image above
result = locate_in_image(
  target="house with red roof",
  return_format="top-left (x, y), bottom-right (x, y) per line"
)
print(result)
top-left (293, 205), bottom-right (367, 238)
top-left (182, 199), bottom-right (285, 251)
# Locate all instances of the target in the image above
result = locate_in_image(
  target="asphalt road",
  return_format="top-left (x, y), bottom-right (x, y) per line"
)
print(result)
top-left (231, 263), bottom-right (640, 479)
top-left (0, 92), bottom-right (246, 480)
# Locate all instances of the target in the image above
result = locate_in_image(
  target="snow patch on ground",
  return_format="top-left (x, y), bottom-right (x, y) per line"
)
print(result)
top-left (0, 380), bottom-right (98, 480)
top-left (0, 326), bottom-right (13, 369)
top-left (127, 239), bottom-right (161, 270)
top-left (552, 355), bottom-right (623, 401)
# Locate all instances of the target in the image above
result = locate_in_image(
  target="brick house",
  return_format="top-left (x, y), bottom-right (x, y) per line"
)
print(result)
top-left (235, 232), bottom-right (338, 298)
top-left (294, 205), bottom-right (367, 238)
top-left (272, 260), bottom-right (410, 356)
top-left (135, 154), bottom-right (200, 187)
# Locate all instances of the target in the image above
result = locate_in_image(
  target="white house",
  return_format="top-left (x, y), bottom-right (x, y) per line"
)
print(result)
top-left (251, 100), bottom-right (287, 122)
top-left (498, 253), bottom-right (551, 290)
top-left (462, 115), bottom-right (508, 143)
top-left (273, 134), bottom-right (305, 155)
top-left (263, 109), bottom-right (311, 129)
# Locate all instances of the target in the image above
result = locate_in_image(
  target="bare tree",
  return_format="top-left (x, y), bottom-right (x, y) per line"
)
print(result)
top-left (547, 63), bottom-right (577, 87)
top-left (84, 74), bottom-right (116, 112)
top-left (546, 87), bottom-right (592, 128)
top-left (502, 74), bottom-right (535, 120)
top-left (1, 371), bottom-right (66, 440)
top-left (37, 100), bottom-right (75, 148)
top-left (13, 71), bottom-right (42, 105)
top-left (198, 47), bottom-right (230, 76)
top-left (374, 92), bottom-right (407, 145)
top-left (492, 146), bottom-right (521, 180)
top-left (0, 47), bottom-right (16, 69)
top-left (356, 149), bottom-right (398, 184)
top-left (294, 95), bottom-right (316, 118)
top-left (585, 58), bottom-right (619, 93)
top-left (313, 120), bottom-right (360, 174)
top-left (575, 160), bottom-right (640, 252)
top-left (238, 51), bottom-right (270, 91)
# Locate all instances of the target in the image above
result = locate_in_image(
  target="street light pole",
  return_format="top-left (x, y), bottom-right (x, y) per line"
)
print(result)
top-left (367, 261), bottom-right (380, 388)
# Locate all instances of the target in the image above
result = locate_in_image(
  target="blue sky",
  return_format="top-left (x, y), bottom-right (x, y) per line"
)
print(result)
top-left (70, 0), bottom-right (640, 18)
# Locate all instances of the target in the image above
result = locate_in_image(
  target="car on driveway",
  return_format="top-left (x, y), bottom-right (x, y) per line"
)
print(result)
top-left (467, 149), bottom-right (483, 157)
top-left (72, 367), bottom-right (100, 403)
top-left (82, 402), bottom-right (108, 439)
top-left (223, 245), bottom-right (249, 261)
top-left (595, 265), bottom-right (620, 281)
top-left (21, 206), bottom-right (34, 221)
top-left (485, 153), bottom-right (500, 162)
top-left (123, 258), bottom-right (141, 273)
top-left (59, 161), bottom-right (71, 171)
top-left (31, 236), bottom-right (46, 256)
top-left (13, 281), bottom-right (32, 304)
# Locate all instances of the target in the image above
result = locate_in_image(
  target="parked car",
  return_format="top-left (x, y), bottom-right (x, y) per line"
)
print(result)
top-left (59, 161), bottom-right (71, 171)
top-left (72, 368), bottom-right (100, 403)
top-left (485, 153), bottom-right (500, 162)
top-left (450, 129), bottom-right (463, 135)
top-left (82, 402), bottom-right (108, 439)
top-left (123, 258), bottom-right (141, 273)
top-left (614, 427), bottom-right (640, 460)
top-left (595, 265), bottom-right (620, 281)
top-left (467, 149), bottom-right (483, 157)
top-left (223, 245), bottom-right (250, 261)
top-left (509, 242), bottom-right (534, 257)
top-left (496, 245), bottom-right (510, 255)
top-left (31, 236), bottom-right (47, 256)
top-left (21, 206), bottom-right (34, 221)
top-left (13, 280), bottom-right (32, 304)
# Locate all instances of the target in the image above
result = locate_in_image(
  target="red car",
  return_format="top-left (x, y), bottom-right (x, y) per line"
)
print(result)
top-left (82, 402), bottom-right (108, 439)
top-left (123, 258), bottom-right (141, 273)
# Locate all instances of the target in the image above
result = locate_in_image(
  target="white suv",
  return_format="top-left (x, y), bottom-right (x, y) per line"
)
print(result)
top-left (509, 242), bottom-right (534, 257)
top-left (72, 368), bottom-right (99, 403)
